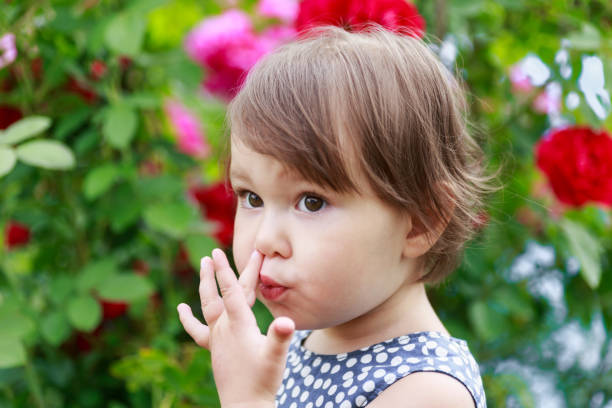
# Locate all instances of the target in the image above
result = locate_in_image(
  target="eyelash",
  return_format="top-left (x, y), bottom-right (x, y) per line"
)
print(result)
top-left (234, 189), bottom-right (328, 213)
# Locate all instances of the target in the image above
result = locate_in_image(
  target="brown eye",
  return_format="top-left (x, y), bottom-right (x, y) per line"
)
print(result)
top-left (299, 195), bottom-right (326, 212)
top-left (246, 192), bottom-right (263, 207)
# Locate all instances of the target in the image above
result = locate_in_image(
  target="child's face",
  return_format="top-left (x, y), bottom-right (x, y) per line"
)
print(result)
top-left (230, 140), bottom-right (418, 330)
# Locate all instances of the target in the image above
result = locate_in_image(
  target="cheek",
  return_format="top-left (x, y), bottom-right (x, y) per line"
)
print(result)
top-left (232, 215), bottom-right (252, 273)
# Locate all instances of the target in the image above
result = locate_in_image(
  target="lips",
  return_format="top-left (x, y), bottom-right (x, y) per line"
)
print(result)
top-left (259, 274), bottom-right (288, 301)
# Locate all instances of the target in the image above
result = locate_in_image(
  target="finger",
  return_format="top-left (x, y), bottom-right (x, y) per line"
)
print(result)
top-left (211, 248), bottom-right (251, 322)
top-left (177, 303), bottom-right (210, 349)
top-left (199, 256), bottom-right (223, 325)
top-left (238, 250), bottom-right (263, 307)
top-left (264, 316), bottom-right (295, 365)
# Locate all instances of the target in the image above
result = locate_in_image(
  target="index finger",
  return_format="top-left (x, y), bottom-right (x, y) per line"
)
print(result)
top-left (238, 250), bottom-right (263, 307)
top-left (211, 248), bottom-right (253, 323)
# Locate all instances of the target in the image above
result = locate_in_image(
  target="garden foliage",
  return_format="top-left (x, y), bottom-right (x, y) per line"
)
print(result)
top-left (1, 0), bottom-right (612, 407)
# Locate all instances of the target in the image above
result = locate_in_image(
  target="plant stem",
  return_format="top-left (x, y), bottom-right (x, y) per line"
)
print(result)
top-left (23, 349), bottom-right (46, 408)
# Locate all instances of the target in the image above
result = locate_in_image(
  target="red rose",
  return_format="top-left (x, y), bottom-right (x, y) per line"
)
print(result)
top-left (65, 77), bottom-right (98, 104)
top-left (189, 182), bottom-right (236, 247)
top-left (4, 221), bottom-right (30, 249)
top-left (89, 60), bottom-right (107, 80)
top-left (0, 105), bottom-right (22, 129)
top-left (535, 126), bottom-right (612, 207)
top-left (295, 0), bottom-right (425, 36)
top-left (99, 299), bottom-right (128, 319)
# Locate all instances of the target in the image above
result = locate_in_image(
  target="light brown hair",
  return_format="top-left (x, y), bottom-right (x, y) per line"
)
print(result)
top-left (226, 25), bottom-right (496, 284)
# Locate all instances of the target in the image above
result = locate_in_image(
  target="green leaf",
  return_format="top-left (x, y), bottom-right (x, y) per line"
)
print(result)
top-left (567, 23), bottom-right (601, 50)
top-left (102, 105), bottom-right (138, 149)
top-left (83, 164), bottom-right (121, 200)
top-left (15, 140), bottom-right (75, 170)
top-left (0, 337), bottom-right (26, 368)
top-left (560, 219), bottom-right (603, 288)
top-left (97, 274), bottom-right (154, 302)
top-left (0, 311), bottom-right (35, 340)
top-left (76, 259), bottom-right (118, 292)
top-left (468, 301), bottom-right (507, 342)
top-left (0, 145), bottom-right (17, 177)
top-left (49, 275), bottom-right (75, 305)
top-left (41, 312), bottom-right (72, 346)
top-left (67, 295), bottom-right (102, 332)
top-left (105, 12), bottom-right (146, 56)
top-left (144, 201), bottom-right (198, 238)
top-left (185, 234), bottom-right (218, 270)
top-left (0, 116), bottom-right (51, 145)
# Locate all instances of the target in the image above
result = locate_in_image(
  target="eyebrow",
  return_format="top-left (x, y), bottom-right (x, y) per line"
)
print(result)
top-left (229, 168), bottom-right (251, 183)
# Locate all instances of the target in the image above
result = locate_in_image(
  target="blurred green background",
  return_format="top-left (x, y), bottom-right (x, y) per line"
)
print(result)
top-left (1, 0), bottom-right (612, 407)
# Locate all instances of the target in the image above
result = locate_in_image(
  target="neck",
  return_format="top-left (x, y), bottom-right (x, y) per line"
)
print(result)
top-left (304, 282), bottom-right (447, 354)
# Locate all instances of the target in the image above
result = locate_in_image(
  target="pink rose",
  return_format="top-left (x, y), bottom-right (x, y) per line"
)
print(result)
top-left (164, 100), bottom-right (210, 158)
top-left (509, 64), bottom-right (533, 93)
top-left (257, 0), bottom-right (299, 23)
top-left (0, 33), bottom-right (17, 69)
top-left (185, 10), bottom-right (295, 100)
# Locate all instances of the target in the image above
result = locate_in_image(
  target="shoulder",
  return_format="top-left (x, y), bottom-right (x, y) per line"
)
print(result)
top-left (366, 371), bottom-right (475, 408)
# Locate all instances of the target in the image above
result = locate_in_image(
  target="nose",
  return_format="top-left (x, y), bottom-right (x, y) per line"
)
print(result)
top-left (254, 210), bottom-right (292, 259)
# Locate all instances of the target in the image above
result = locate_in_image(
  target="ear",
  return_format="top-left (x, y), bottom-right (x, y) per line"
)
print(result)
top-left (401, 201), bottom-right (455, 259)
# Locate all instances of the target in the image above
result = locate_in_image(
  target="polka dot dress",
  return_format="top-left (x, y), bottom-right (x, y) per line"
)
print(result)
top-left (275, 331), bottom-right (486, 408)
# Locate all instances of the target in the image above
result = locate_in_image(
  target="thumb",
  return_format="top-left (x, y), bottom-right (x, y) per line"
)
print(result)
top-left (264, 316), bottom-right (295, 363)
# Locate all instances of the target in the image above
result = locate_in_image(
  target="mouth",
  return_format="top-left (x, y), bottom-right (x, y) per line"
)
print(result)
top-left (259, 274), bottom-right (288, 301)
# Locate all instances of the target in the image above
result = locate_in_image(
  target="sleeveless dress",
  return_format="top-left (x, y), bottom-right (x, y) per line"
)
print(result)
top-left (275, 330), bottom-right (486, 408)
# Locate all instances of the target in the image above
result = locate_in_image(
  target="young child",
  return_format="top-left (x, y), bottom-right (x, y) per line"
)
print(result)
top-left (177, 24), bottom-right (492, 408)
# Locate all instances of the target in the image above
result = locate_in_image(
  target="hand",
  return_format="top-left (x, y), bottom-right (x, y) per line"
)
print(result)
top-left (177, 248), bottom-right (295, 408)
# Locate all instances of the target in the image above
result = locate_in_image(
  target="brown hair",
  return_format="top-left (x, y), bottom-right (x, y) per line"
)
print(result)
top-left (226, 25), bottom-right (497, 284)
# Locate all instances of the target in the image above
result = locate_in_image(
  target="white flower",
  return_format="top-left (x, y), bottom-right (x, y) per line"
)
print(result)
top-left (578, 55), bottom-right (610, 119)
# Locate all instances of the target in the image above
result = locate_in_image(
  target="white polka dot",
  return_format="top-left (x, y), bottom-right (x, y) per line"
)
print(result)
top-left (435, 347), bottom-right (448, 357)
top-left (398, 335), bottom-right (410, 344)
top-left (292, 362), bottom-right (303, 372)
top-left (426, 341), bottom-right (438, 349)
top-left (315, 395), bottom-right (324, 407)
top-left (337, 353), bottom-right (347, 361)
top-left (360, 354), bottom-right (372, 364)
top-left (373, 369), bottom-right (386, 378)
top-left (300, 391), bottom-right (309, 402)
top-left (418, 335), bottom-right (427, 343)
top-left (391, 356), bottom-right (402, 366)
top-left (397, 365), bottom-right (410, 375)
top-left (363, 380), bottom-right (375, 392)
top-left (314, 378), bottom-right (323, 389)
top-left (421, 346), bottom-right (429, 355)
top-left (384, 373), bottom-right (396, 384)
top-left (423, 366), bottom-right (435, 371)
top-left (289, 403), bottom-right (297, 408)
top-left (277, 384), bottom-right (285, 395)
top-left (304, 375), bottom-right (314, 386)
top-left (325, 402), bottom-right (333, 408)
top-left (406, 357), bottom-right (419, 364)
top-left (335, 391), bottom-right (345, 403)
top-left (348, 385), bottom-right (358, 395)
top-left (439, 365), bottom-right (451, 372)
top-left (321, 362), bottom-right (331, 373)
top-left (286, 378), bottom-right (295, 389)
top-left (357, 372), bottom-right (368, 381)
top-left (342, 371), bottom-right (354, 380)
top-left (327, 384), bottom-right (337, 395)
top-left (280, 393), bottom-right (287, 404)
top-left (356, 395), bottom-right (367, 407)
top-left (291, 386), bottom-right (300, 398)
top-left (373, 344), bottom-right (385, 353)
top-left (387, 346), bottom-right (399, 353)
top-left (283, 368), bottom-right (290, 379)
top-left (362, 366), bottom-right (372, 372)
top-left (301, 366), bottom-right (311, 377)
top-left (376, 352), bottom-right (388, 363)
top-left (313, 357), bottom-right (322, 367)
top-left (340, 401), bottom-right (351, 408)
top-left (343, 378), bottom-right (353, 388)
top-left (453, 357), bottom-right (464, 366)
top-left (403, 344), bottom-right (415, 351)
top-left (323, 378), bottom-right (331, 389)
top-left (331, 364), bottom-right (341, 374)
top-left (306, 403), bottom-right (313, 408)
top-left (346, 357), bottom-right (357, 367)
